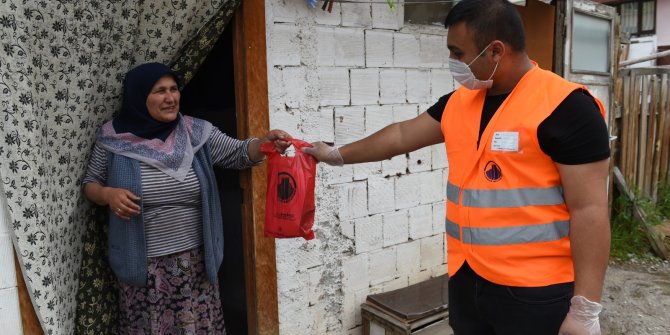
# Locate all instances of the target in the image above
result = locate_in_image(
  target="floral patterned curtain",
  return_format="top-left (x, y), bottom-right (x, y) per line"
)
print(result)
top-left (0, 1), bottom-right (240, 333)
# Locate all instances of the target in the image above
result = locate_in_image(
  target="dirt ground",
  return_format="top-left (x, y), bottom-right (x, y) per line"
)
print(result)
top-left (601, 259), bottom-right (670, 335)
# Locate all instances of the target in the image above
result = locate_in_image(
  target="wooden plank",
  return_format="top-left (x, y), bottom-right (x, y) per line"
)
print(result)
top-left (650, 75), bottom-right (663, 201)
top-left (638, 77), bottom-right (649, 195)
top-left (619, 71), bottom-right (631, 184)
top-left (645, 76), bottom-right (658, 199)
top-left (624, 67), bottom-right (670, 76)
top-left (232, 0), bottom-right (279, 333)
top-left (661, 74), bottom-right (670, 184)
top-left (624, 75), bottom-right (630, 183)
top-left (613, 167), bottom-right (669, 260)
top-left (630, 75), bottom-right (641, 187)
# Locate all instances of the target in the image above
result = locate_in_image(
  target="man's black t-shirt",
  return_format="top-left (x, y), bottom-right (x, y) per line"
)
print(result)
top-left (426, 89), bottom-right (611, 165)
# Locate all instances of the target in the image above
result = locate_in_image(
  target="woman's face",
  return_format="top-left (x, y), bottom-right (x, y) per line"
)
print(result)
top-left (146, 75), bottom-right (180, 123)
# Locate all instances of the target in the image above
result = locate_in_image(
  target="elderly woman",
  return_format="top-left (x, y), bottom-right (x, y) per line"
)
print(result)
top-left (83, 62), bottom-right (290, 334)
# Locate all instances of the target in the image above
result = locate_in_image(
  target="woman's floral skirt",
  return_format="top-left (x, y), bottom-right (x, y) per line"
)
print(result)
top-left (118, 247), bottom-right (225, 335)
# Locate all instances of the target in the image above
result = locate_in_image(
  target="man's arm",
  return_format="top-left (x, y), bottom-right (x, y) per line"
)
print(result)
top-left (557, 159), bottom-right (611, 302)
top-left (306, 113), bottom-right (444, 165)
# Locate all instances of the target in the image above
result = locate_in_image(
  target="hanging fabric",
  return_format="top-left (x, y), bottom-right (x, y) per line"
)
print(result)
top-left (0, 1), bottom-right (241, 333)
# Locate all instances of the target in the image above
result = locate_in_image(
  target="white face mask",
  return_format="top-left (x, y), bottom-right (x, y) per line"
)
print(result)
top-left (448, 42), bottom-right (499, 90)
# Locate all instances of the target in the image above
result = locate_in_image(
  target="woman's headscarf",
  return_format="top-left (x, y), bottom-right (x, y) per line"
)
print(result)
top-left (97, 63), bottom-right (212, 181)
top-left (113, 62), bottom-right (181, 141)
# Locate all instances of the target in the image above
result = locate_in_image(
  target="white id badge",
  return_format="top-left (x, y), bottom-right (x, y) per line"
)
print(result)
top-left (491, 132), bottom-right (519, 152)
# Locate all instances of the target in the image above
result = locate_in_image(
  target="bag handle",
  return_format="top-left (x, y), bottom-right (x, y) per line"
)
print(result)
top-left (259, 138), bottom-right (314, 155)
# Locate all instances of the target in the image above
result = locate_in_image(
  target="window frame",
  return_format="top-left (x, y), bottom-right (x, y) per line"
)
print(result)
top-left (603, 0), bottom-right (656, 36)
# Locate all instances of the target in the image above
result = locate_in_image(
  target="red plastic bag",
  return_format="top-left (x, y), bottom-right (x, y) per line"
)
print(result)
top-left (260, 139), bottom-right (317, 240)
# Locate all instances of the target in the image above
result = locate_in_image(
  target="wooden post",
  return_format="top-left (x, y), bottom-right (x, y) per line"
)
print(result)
top-left (645, 76), bottom-right (658, 199)
top-left (662, 76), bottom-right (670, 184)
top-left (232, 0), bottom-right (280, 333)
top-left (638, 76), bottom-right (649, 195)
top-left (619, 71), bottom-right (631, 186)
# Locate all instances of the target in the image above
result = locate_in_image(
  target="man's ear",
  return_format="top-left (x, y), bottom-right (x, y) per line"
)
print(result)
top-left (490, 40), bottom-right (505, 62)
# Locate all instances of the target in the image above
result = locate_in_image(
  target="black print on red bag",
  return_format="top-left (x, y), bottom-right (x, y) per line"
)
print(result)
top-left (261, 139), bottom-right (317, 240)
top-left (277, 172), bottom-right (296, 202)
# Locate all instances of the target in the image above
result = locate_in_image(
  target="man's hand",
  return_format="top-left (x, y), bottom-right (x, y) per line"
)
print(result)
top-left (302, 142), bottom-right (344, 166)
top-left (558, 295), bottom-right (602, 335)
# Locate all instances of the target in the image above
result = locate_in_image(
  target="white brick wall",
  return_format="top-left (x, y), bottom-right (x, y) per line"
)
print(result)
top-left (335, 106), bottom-right (366, 145)
top-left (364, 105), bottom-right (392, 136)
top-left (367, 175), bottom-right (394, 215)
top-left (354, 215), bottom-right (383, 254)
top-left (317, 27), bottom-right (336, 66)
top-left (353, 161), bottom-right (382, 181)
top-left (365, 30), bottom-right (394, 68)
top-left (395, 173), bottom-right (422, 209)
top-left (382, 210), bottom-right (409, 247)
top-left (371, 3), bottom-right (403, 30)
top-left (341, 3), bottom-right (372, 28)
top-left (319, 67), bottom-right (350, 106)
top-left (269, 24), bottom-right (302, 66)
top-left (420, 34), bottom-right (446, 68)
top-left (337, 181), bottom-right (369, 220)
top-left (394, 33), bottom-right (420, 68)
top-left (406, 69), bottom-right (431, 103)
top-left (431, 68), bottom-right (455, 101)
top-left (334, 28), bottom-right (366, 67)
top-left (381, 154), bottom-right (407, 177)
top-left (369, 247), bottom-right (397, 285)
top-left (343, 253), bottom-right (370, 293)
top-left (392, 104), bottom-right (417, 122)
top-left (409, 204), bottom-right (433, 240)
top-left (350, 68), bottom-right (379, 105)
top-left (408, 146), bottom-right (432, 173)
top-left (315, 3), bottom-right (342, 25)
top-left (266, 2), bottom-right (450, 333)
top-left (396, 240), bottom-right (421, 276)
top-left (379, 69), bottom-right (406, 104)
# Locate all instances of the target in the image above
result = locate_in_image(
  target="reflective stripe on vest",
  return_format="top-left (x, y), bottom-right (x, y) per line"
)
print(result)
top-left (445, 182), bottom-right (568, 244)
top-left (445, 217), bottom-right (569, 245)
top-left (446, 182), bottom-right (564, 208)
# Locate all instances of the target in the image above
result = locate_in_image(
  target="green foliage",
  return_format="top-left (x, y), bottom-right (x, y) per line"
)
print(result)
top-left (657, 182), bottom-right (670, 218)
top-left (609, 183), bottom-right (670, 262)
top-left (610, 194), bottom-right (653, 261)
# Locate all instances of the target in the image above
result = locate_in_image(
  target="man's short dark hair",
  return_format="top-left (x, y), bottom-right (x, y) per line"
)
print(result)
top-left (444, 0), bottom-right (526, 52)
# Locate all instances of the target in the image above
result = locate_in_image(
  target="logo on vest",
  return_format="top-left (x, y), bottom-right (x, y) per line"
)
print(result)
top-left (484, 161), bottom-right (502, 182)
top-left (277, 172), bottom-right (297, 202)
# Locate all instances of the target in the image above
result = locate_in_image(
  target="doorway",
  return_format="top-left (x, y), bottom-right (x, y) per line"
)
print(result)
top-left (180, 26), bottom-right (248, 334)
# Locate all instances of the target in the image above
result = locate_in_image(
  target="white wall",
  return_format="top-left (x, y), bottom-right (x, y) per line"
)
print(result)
top-left (265, 1), bottom-right (451, 334)
top-left (657, 0), bottom-right (670, 46)
top-left (628, 35), bottom-right (658, 67)
top-left (0, 172), bottom-right (23, 335)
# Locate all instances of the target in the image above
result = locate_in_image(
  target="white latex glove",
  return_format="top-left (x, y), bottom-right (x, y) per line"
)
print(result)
top-left (302, 141), bottom-right (344, 166)
top-left (558, 295), bottom-right (602, 335)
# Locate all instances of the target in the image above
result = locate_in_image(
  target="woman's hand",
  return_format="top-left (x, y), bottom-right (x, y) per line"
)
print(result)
top-left (84, 183), bottom-right (141, 220)
top-left (106, 187), bottom-right (141, 220)
top-left (248, 129), bottom-right (293, 161)
top-left (263, 129), bottom-right (292, 154)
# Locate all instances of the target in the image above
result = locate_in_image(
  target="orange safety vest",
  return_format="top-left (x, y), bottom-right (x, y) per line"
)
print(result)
top-left (440, 64), bottom-right (605, 287)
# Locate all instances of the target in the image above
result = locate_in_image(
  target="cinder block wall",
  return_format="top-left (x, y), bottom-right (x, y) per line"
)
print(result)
top-left (265, 1), bottom-right (454, 334)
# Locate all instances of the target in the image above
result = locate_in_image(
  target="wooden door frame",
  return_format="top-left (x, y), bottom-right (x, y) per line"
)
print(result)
top-left (232, 0), bottom-right (280, 334)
